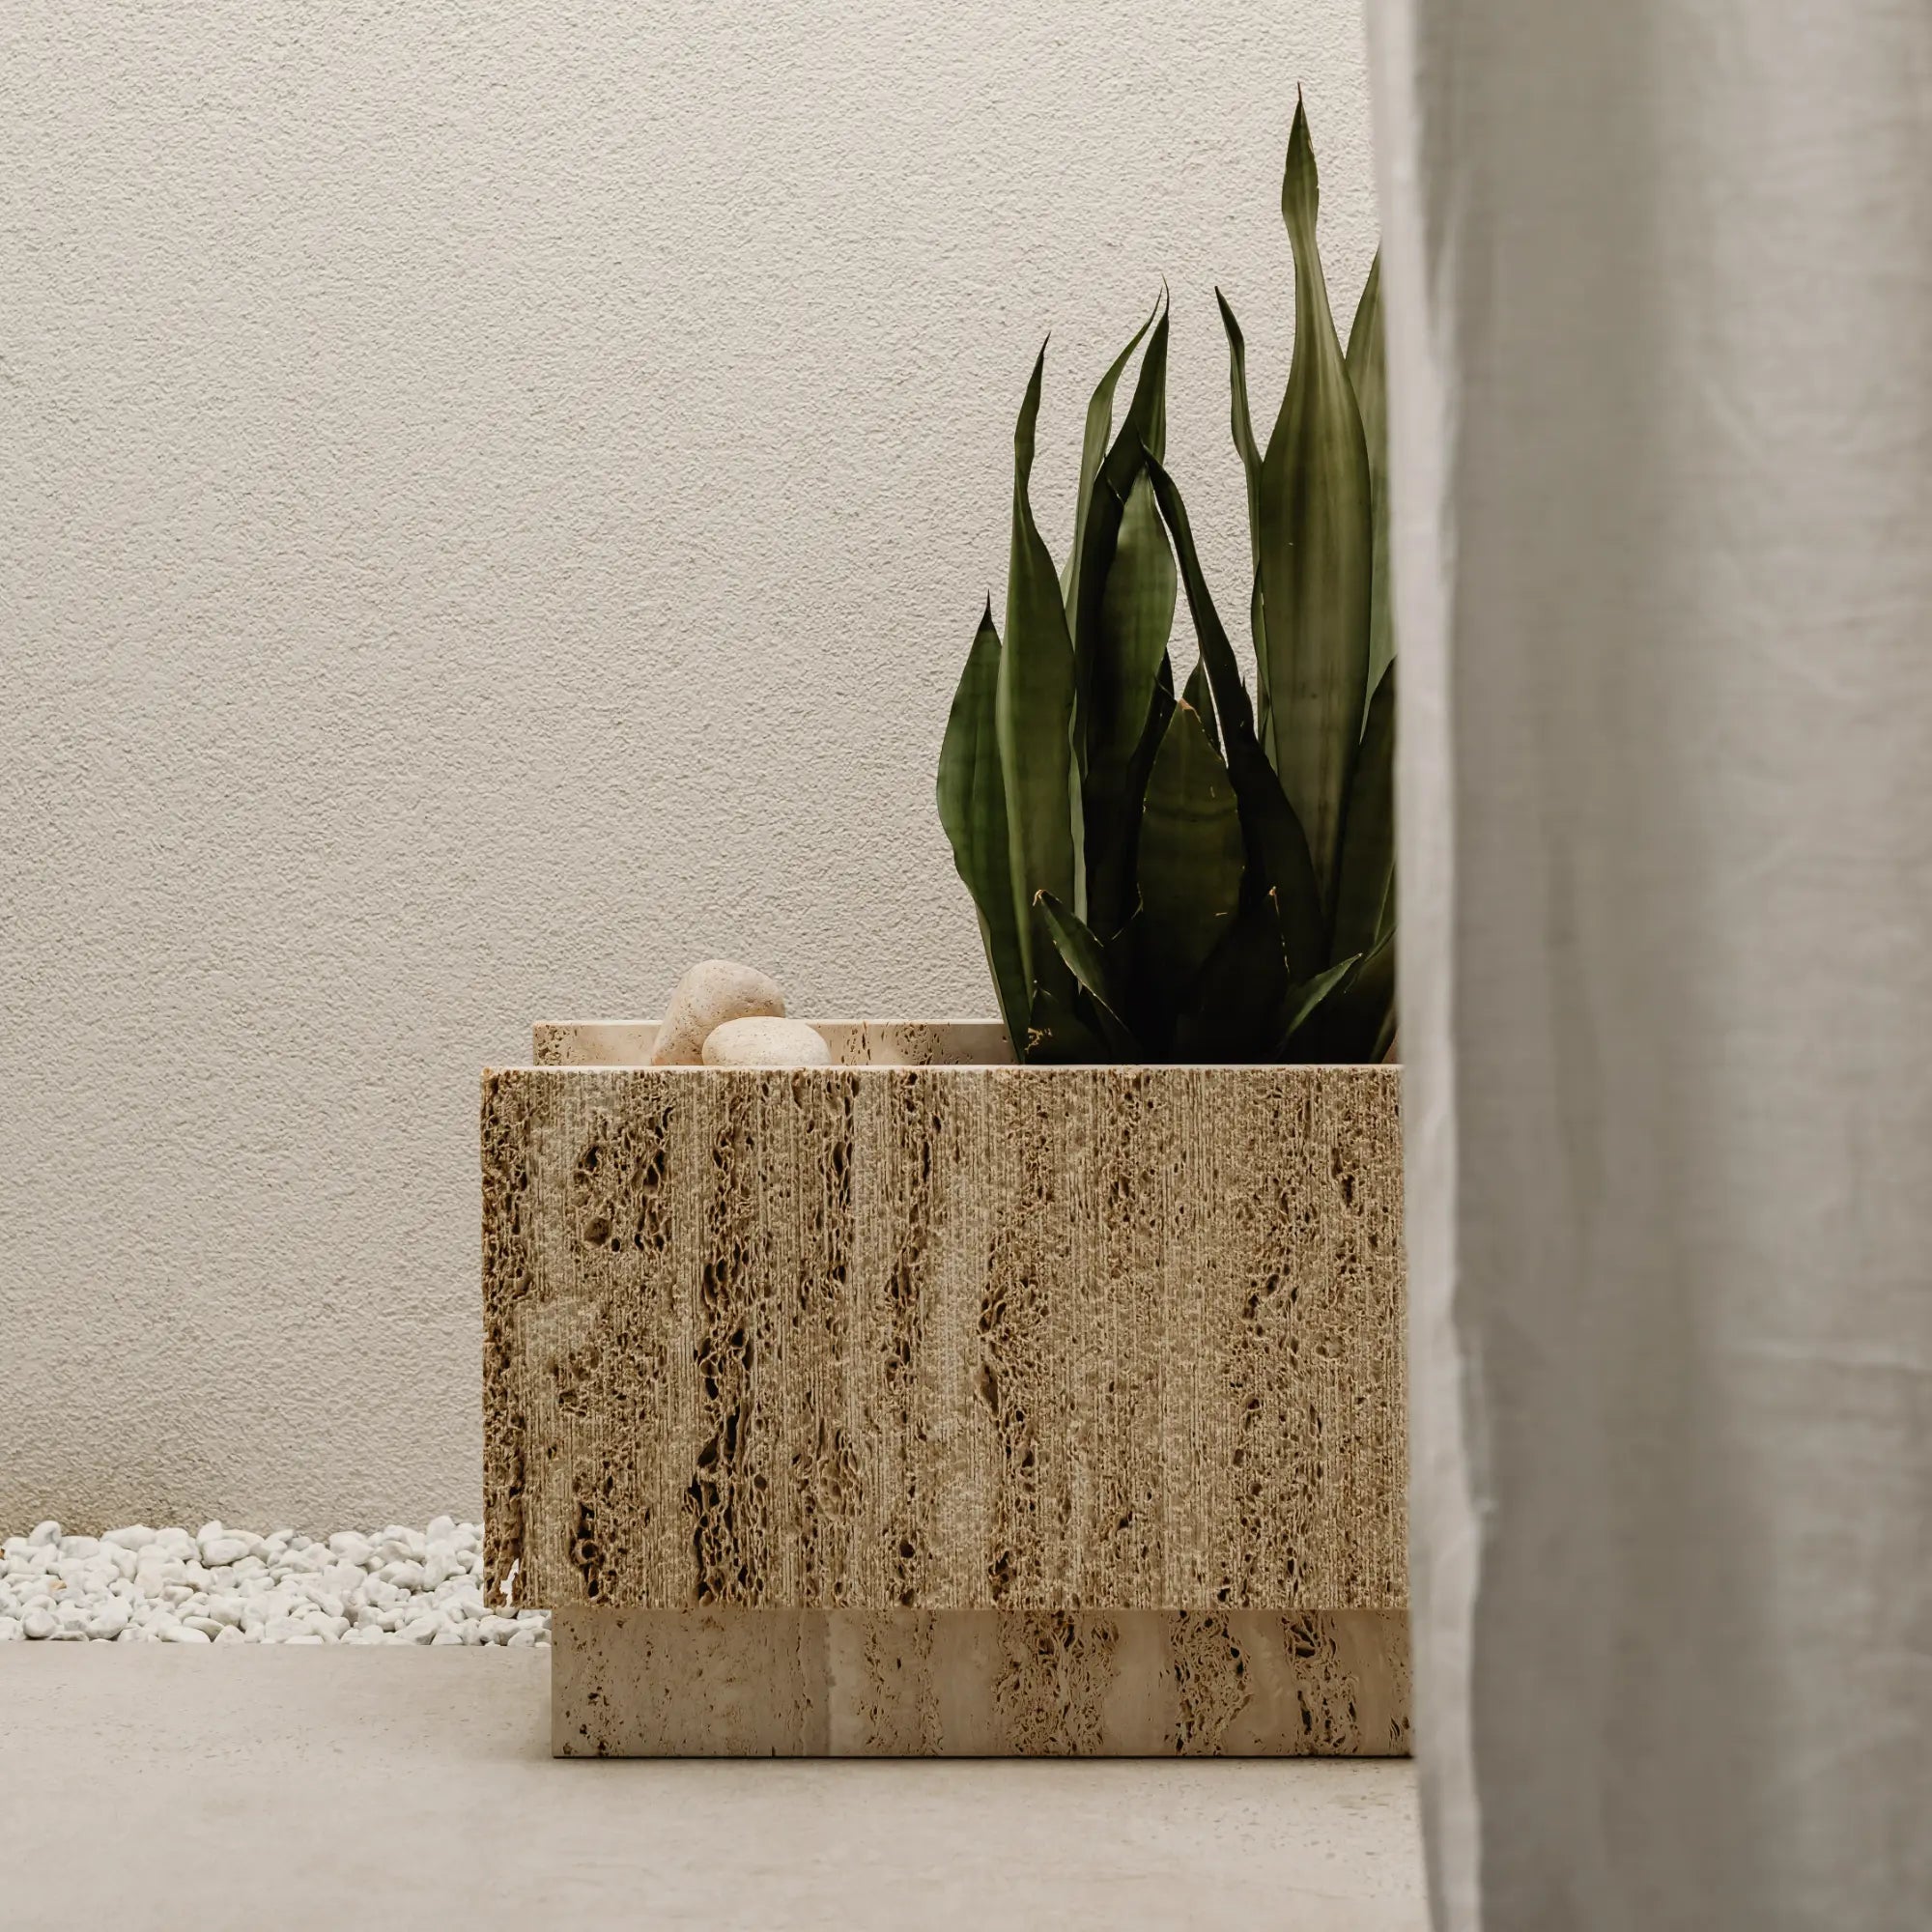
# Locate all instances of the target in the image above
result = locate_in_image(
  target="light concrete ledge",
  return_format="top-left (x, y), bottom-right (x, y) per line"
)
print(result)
top-left (0, 1649), bottom-right (1429, 1931)
top-left (554, 1606), bottom-right (1409, 1758)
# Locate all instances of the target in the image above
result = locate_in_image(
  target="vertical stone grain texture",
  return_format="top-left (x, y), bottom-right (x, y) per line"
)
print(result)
top-left (553, 1606), bottom-right (1411, 1757)
top-left (483, 1063), bottom-right (1405, 1617)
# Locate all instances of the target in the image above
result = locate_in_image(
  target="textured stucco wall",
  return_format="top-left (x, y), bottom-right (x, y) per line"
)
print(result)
top-left (0, 1), bottom-right (1376, 1530)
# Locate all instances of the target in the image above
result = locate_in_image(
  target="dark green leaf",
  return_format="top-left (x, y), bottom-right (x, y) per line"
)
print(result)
top-left (1085, 653), bottom-right (1175, 941)
top-left (1136, 697), bottom-right (1244, 1009)
top-left (1172, 889), bottom-right (1291, 1062)
top-left (1143, 455), bottom-right (1326, 980)
top-left (1215, 292), bottom-right (1272, 751)
top-left (1181, 655), bottom-right (1220, 754)
top-left (1286, 928), bottom-right (1393, 1064)
top-left (1121, 284), bottom-right (1171, 468)
top-left (1342, 928), bottom-right (1397, 1062)
top-left (1097, 473), bottom-right (1178, 734)
top-left (1024, 978), bottom-right (1109, 1064)
top-left (937, 602), bottom-right (1031, 1047)
top-left (1082, 469), bottom-right (1177, 913)
top-left (1064, 298), bottom-right (1160, 624)
top-left (1331, 659), bottom-right (1395, 961)
top-left (1069, 307), bottom-right (1171, 689)
top-left (1219, 282), bottom-right (1270, 746)
top-left (1066, 305), bottom-right (1172, 864)
top-left (1215, 288), bottom-right (1264, 579)
top-left (996, 342), bottom-right (1081, 973)
top-left (1259, 94), bottom-right (1373, 905)
top-left (1277, 952), bottom-right (1362, 1051)
top-left (1037, 891), bottom-right (1139, 1056)
top-left (1346, 251), bottom-right (1392, 712)
top-left (1249, 563), bottom-right (1271, 762)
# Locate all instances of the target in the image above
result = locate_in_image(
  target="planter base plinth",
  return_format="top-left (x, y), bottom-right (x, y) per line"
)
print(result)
top-left (553, 1607), bottom-right (1409, 1758)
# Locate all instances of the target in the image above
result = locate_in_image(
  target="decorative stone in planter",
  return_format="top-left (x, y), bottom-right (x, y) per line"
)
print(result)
top-left (482, 1021), bottom-right (1406, 1757)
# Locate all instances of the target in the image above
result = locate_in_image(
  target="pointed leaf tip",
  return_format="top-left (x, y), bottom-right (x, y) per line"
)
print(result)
top-left (1064, 296), bottom-right (1162, 634)
top-left (1262, 92), bottom-right (1370, 909)
top-left (1000, 338), bottom-right (1079, 985)
top-left (1283, 93), bottom-right (1319, 233)
top-left (1215, 287), bottom-right (1264, 579)
top-left (1036, 891), bottom-right (1138, 1055)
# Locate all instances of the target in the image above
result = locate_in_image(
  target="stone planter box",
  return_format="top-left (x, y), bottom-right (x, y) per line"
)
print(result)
top-left (482, 1021), bottom-right (1407, 1757)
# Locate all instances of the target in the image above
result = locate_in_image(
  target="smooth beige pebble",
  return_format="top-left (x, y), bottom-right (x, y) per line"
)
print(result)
top-left (649, 959), bottom-right (786, 1065)
top-left (701, 1016), bottom-right (833, 1067)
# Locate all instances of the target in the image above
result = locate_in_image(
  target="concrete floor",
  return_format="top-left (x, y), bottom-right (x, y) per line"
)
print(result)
top-left (0, 1649), bottom-right (1428, 1930)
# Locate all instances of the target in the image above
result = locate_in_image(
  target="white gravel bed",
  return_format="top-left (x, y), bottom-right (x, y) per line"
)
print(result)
top-left (0, 1519), bottom-right (551, 1645)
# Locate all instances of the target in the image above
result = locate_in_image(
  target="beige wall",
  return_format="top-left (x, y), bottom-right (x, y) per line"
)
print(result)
top-left (0, 1), bottom-right (1377, 1530)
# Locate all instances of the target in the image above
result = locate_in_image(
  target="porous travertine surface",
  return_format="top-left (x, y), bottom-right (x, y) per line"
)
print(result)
top-left (534, 1019), bottom-right (1013, 1067)
top-left (553, 1607), bottom-right (1409, 1757)
top-left (483, 1060), bottom-right (1405, 1615)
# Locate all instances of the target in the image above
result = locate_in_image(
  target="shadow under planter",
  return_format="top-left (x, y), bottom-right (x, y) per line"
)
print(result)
top-left (483, 1021), bottom-right (1407, 1758)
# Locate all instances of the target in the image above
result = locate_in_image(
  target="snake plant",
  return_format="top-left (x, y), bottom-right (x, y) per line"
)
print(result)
top-left (939, 97), bottom-right (1395, 1065)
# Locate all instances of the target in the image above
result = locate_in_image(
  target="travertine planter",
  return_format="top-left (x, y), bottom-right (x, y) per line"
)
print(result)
top-left (483, 1021), bottom-right (1406, 1757)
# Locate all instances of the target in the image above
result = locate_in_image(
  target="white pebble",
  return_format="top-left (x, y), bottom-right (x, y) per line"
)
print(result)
top-left (0, 1519), bottom-right (550, 1648)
